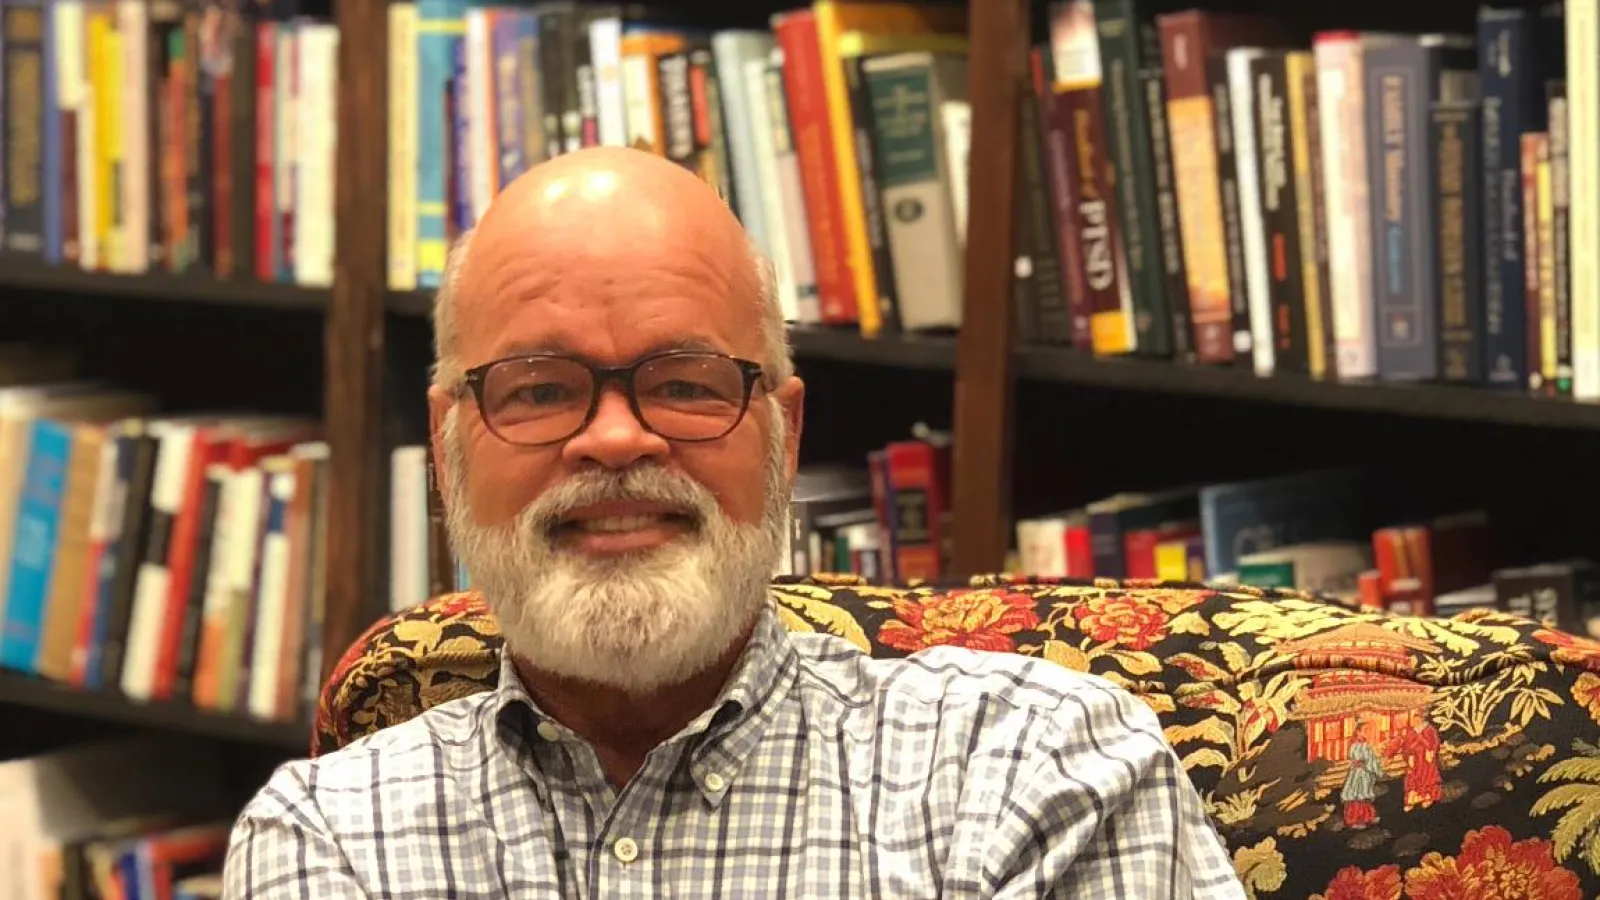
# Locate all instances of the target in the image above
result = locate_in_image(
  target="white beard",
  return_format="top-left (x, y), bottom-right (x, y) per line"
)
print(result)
top-left (438, 401), bottom-right (790, 696)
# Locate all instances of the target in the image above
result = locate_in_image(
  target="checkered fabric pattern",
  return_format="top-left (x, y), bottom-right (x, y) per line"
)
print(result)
top-left (224, 603), bottom-right (1245, 898)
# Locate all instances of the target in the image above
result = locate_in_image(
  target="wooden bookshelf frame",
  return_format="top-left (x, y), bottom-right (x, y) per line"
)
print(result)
top-left (323, 0), bottom-right (390, 685)
top-left (949, 0), bottom-right (1029, 576)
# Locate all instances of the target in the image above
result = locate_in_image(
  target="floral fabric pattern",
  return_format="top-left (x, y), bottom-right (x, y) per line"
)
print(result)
top-left (314, 574), bottom-right (1600, 898)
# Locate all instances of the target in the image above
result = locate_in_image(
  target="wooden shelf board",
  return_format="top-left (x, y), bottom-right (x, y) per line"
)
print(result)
top-left (0, 670), bottom-right (310, 752)
top-left (1013, 346), bottom-right (1600, 431)
top-left (1, 256), bottom-right (328, 312)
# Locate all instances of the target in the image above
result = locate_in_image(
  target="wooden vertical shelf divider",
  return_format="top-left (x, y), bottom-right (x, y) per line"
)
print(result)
top-left (949, 0), bottom-right (1029, 576)
top-left (323, 0), bottom-right (390, 683)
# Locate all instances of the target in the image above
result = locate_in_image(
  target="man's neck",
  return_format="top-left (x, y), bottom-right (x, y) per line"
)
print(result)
top-left (512, 620), bottom-right (758, 790)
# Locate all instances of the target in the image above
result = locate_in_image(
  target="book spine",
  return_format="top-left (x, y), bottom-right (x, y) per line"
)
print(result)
top-left (2, 0), bottom-right (48, 254)
top-left (1206, 53), bottom-right (1251, 362)
top-left (1160, 15), bottom-right (1235, 363)
top-left (1143, 66), bottom-right (1191, 358)
top-left (1018, 73), bottom-right (1069, 345)
top-left (1227, 49), bottom-right (1273, 376)
top-left (1536, 127), bottom-right (1558, 395)
top-left (1317, 35), bottom-right (1378, 379)
top-left (1434, 100), bottom-right (1484, 383)
top-left (1032, 47), bottom-right (1091, 349)
top-left (1254, 54), bottom-right (1307, 373)
top-left (772, 10), bottom-right (859, 325)
top-left (1288, 51), bottom-right (1334, 379)
top-left (1370, 46), bottom-right (1436, 380)
top-left (1094, 0), bottom-right (1173, 356)
top-left (862, 52), bottom-right (963, 332)
top-left (1522, 132), bottom-right (1545, 391)
top-left (1550, 80), bottom-right (1573, 395)
top-left (1479, 11), bottom-right (1533, 388)
top-left (842, 52), bottom-right (901, 332)
top-left (1569, 0), bottom-right (1600, 400)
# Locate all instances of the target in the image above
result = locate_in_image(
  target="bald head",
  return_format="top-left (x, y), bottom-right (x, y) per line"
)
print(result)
top-left (432, 148), bottom-right (789, 390)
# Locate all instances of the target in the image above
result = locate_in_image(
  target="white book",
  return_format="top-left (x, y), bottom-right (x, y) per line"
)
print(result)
top-left (1316, 32), bottom-right (1403, 380)
top-left (293, 22), bottom-right (338, 287)
top-left (247, 462), bottom-right (296, 720)
top-left (390, 446), bottom-right (430, 612)
top-left (588, 16), bottom-right (628, 147)
top-left (712, 31), bottom-right (775, 257)
top-left (1227, 47), bottom-right (1274, 377)
top-left (120, 422), bottom-right (195, 701)
top-left (743, 54), bottom-right (802, 322)
top-left (1568, 0), bottom-right (1600, 400)
top-left (861, 51), bottom-right (968, 330)
top-left (941, 100), bottom-right (970, 249)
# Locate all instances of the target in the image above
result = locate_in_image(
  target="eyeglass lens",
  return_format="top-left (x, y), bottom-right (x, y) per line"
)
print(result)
top-left (479, 354), bottom-right (751, 444)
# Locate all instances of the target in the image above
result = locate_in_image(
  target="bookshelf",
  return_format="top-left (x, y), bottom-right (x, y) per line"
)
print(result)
top-left (0, 671), bottom-right (308, 752)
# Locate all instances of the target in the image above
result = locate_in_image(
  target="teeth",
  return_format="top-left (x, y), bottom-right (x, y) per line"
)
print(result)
top-left (574, 515), bottom-right (666, 533)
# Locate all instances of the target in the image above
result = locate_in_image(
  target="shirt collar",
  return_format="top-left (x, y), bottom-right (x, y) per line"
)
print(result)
top-left (487, 596), bottom-right (800, 806)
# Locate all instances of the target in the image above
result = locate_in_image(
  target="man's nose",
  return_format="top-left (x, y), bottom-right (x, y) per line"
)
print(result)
top-left (562, 386), bottom-right (669, 469)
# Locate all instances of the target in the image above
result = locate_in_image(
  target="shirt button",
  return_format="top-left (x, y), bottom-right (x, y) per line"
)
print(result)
top-left (536, 721), bottom-right (561, 742)
top-left (613, 837), bottom-right (639, 864)
top-left (703, 772), bottom-right (726, 792)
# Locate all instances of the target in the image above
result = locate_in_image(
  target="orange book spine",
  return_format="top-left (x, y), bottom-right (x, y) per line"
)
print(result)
top-left (773, 10), bottom-right (859, 324)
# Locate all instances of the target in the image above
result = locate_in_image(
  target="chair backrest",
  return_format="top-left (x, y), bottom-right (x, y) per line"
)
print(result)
top-left (315, 574), bottom-right (1600, 900)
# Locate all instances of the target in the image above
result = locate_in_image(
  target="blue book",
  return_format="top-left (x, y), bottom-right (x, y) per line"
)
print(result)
top-left (0, 419), bottom-right (73, 672)
top-left (415, 0), bottom-right (468, 287)
top-left (1199, 468), bottom-right (1366, 579)
top-left (491, 10), bottom-right (525, 188)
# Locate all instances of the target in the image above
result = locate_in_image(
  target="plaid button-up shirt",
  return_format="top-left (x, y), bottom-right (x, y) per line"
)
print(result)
top-left (224, 603), bottom-right (1245, 898)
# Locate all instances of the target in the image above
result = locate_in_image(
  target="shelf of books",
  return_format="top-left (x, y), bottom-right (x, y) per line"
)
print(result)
top-left (0, 348), bottom-right (326, 751)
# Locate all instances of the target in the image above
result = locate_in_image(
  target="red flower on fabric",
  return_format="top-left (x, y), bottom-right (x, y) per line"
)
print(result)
top-left (1533, 628), bottom-right (1600, 673)
top-left (878, 590), bottom-right (1040, 653)
top-left (1072, 594), bottom-right (1171, 651)
top-left (1405, 826), bottom-right (1582, 900)
top-left (1312, 864), bottom-right (1402, 900)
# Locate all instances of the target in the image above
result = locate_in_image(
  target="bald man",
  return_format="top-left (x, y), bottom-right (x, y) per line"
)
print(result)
top-left (223, 148), bottom-right (1245, 899)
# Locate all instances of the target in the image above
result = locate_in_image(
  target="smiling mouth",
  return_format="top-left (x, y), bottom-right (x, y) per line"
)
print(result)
top-left (555, 512), bottom-right (696, 534)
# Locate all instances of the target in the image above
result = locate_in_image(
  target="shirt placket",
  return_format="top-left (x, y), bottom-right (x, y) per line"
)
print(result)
top-left (569, 741), bottom-right (676, 900)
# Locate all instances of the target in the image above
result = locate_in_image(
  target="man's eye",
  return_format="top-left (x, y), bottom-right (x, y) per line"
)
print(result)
top-left (653, 380), bottom-right (721, 401)
top-left (511, 383), bottom-right (574, 405)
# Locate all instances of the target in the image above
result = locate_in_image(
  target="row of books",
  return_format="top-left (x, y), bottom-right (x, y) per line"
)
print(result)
top-left (0, 0), bottom-right (337, 285)
top-left (1021, 1), bottom-right (1600, 397)
top-left (3, 734), bottom-right (232, 900)
top-left (379, 0), bottom-right (1600, 401)
top-left (0, 346), bottom-right (328, 725)
top-left (1015, 467), bottom-right (1600, 637)
top-left (383, 0), bottom-right (971, 334)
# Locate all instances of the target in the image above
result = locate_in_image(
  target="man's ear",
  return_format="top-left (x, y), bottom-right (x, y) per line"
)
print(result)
top-left (427, 383), bottom-right (454, 486)
top-left (776, 375), bottom-right (805, 484)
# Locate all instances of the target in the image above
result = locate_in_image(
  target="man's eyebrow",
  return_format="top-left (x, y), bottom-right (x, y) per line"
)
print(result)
top-left (486, 336), bottom-right (729, 362)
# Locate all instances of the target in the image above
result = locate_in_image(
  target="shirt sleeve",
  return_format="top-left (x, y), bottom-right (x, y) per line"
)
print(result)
top-left (222, 761), bottom-right (371, 899)
top-left (990, 677), bottom-right (1247, 900)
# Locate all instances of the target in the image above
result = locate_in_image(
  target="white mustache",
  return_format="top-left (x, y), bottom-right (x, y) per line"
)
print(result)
top-left (523, 464), bottom-right (719, 535)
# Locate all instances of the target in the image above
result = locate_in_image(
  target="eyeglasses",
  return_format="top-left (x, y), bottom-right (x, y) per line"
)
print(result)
top-left (461, 350), bottom-right (769, 446)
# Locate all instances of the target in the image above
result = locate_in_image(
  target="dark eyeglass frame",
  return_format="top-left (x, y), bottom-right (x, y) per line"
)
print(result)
top-left (460, 348), bottom-right (770, 447)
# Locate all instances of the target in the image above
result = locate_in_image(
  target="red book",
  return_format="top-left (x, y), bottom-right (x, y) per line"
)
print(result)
top-left (772, 9), bottom-right (860, 325)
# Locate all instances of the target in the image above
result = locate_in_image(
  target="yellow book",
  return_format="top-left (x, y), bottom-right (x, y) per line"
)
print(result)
top-left (813, 1), bottom-right (966, 337)
top-left (619, 30), bottom-right (688, 156)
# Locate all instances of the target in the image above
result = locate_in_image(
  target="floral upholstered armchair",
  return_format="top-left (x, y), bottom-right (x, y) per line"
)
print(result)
top-left (314, 575), bottom-right (1600, 899)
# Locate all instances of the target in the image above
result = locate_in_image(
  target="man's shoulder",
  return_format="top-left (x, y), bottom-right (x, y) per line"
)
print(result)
top-left (788, 633), bottom-right (1164, 737)
top-left (250, 692), bottom-right (497, 811)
